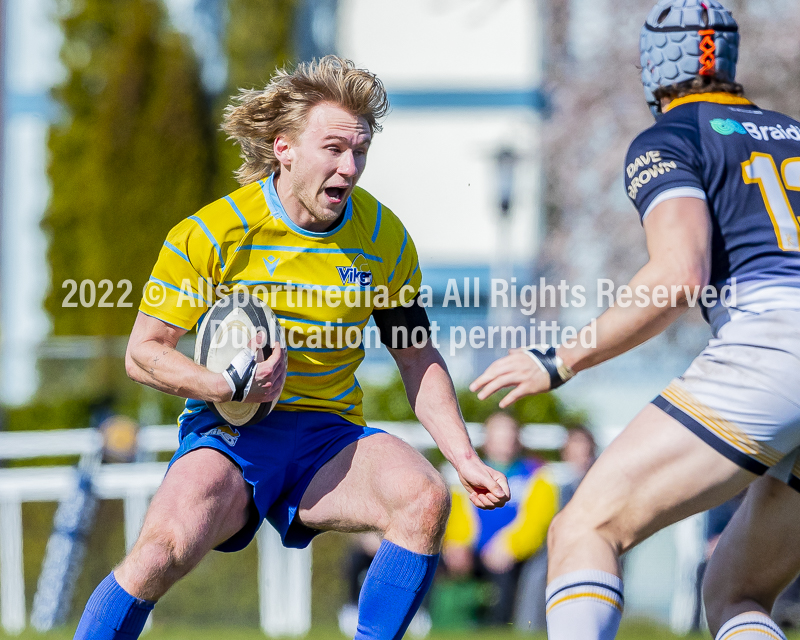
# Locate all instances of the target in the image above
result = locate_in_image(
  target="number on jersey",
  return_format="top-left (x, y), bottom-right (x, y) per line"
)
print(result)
top-left (742, 152), bottom-right (800, 252)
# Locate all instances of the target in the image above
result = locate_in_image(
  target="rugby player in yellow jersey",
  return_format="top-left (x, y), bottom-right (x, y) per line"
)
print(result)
top-left (73, 56), bottom-right (510, 640)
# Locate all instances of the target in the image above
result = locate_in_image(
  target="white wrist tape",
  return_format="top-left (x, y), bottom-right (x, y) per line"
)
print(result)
top-left (222, 347), bottom-right (257, 401)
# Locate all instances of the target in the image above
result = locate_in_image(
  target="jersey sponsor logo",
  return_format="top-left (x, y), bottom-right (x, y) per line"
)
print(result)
top-left (741, 122), bottom-right (800, 142)
top-left (202, 425), bottom-right (240, 446)
top-left (710, 118), bottom-right (800, 142)
top-left (626, 150), bottom-right (678, 199)
top-left (336, 254), bottom-right (373, 287)
top-left (710, 118), bottom-right (747, 135)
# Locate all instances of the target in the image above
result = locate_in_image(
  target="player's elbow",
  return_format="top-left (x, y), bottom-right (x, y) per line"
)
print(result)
top-left (670, 267), bottom-right (707, 304)
top-left (125, 342), bottom-right (145, 383)
top-left (654, 262), bottom-right (708, 306)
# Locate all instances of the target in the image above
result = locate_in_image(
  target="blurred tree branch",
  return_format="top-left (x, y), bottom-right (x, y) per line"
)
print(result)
top-left (541, 0), bottom-right (800, 328)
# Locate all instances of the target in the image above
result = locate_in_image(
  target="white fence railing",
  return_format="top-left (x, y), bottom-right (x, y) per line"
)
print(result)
top-left (0, 422), bottom-right (567, 636)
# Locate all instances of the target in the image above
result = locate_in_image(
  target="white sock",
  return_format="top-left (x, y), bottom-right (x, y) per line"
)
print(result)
top-left (716, 613), bottom-right (787, 640)
top-left (545, 570), bottom-right (624, 640)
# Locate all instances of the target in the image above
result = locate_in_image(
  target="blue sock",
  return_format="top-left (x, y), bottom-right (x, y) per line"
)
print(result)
top-left (74, 572), bottom-right (155, 640)
top-left (355, 540), bottom-right (438, 640)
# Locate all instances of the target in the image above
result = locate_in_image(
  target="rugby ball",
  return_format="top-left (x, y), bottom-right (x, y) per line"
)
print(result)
top-left (194, 291), bottom-right (286, 427)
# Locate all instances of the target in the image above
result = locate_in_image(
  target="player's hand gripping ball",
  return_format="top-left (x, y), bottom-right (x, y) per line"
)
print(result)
top-left (195, 291), bottom-right (286, 426)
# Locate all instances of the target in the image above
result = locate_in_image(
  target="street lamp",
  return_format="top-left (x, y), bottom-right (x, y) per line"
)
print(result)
top-left (495, 148), bottom-right (518, 218)
top-left (491, 147), bottom-right (520, 339)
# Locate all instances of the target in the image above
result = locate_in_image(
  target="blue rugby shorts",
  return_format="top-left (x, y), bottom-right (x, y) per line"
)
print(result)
top-left (169, 407), bottom-right (384, 552)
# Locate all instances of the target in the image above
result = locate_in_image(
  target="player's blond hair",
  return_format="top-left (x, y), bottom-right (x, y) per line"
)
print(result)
top-left (222, 55), bottom-right (389, 185)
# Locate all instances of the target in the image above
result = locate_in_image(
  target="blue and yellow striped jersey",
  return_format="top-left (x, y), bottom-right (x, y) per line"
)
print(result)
top-left (140, 174), bottom-right (422, 425)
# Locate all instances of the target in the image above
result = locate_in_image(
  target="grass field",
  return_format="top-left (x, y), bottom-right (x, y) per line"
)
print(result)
top-left (2, 622), bottom-right (799, 640)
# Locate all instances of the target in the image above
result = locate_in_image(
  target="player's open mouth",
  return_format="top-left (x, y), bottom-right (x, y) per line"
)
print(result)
top-left (324, 187), bottom-right (346, 203)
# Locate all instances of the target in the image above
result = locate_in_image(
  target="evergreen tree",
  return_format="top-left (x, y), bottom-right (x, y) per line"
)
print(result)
top-left (44, 0), bottom-right (214, 337)
top-left (214, 0), bottom-right (297, 196)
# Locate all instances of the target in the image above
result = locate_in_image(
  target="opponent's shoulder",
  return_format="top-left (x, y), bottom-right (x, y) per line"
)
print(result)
top-left (714, 103), bottom-right (800, 140)
top-left (627, 108), bottom-right (703, 164)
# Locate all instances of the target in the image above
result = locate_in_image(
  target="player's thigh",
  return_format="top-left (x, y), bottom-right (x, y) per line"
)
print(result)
top-left (136, 447), bottom-right (251, 554)
top-left (552, 403), bottom-right (754, 555)
top-left (297, 433), bottom-right (449, 550)
top-left (703, 474), bottom-right (800, 635)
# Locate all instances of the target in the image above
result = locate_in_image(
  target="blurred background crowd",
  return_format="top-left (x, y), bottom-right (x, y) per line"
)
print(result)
top-left (2, 0), bottom-right (800, 635)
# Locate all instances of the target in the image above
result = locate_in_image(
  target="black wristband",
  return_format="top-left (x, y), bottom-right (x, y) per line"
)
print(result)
top-left (527, 346), bottom-right (569, 390)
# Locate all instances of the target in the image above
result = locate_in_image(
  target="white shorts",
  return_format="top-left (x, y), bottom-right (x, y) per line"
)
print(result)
top-left (653, 310), bottom-right (800, 491)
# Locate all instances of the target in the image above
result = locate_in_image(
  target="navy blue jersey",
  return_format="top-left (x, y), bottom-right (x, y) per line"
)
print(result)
top-left (625, 95), bottom-right (800, 294)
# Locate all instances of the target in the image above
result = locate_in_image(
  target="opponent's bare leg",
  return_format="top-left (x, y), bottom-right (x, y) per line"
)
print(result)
top-left (546, 404), bottom-right (754, 640)
top-left (703, 474), bottom-right (800, 640)
top-left (74, 448), bottom-right (251, 639)
top-left (298, 433), bottom-right (450, 639)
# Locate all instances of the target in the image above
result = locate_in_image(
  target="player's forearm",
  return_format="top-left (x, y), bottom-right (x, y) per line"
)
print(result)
top-left (394, 344), bottom-right (477, 465)
top-left (126, 340), bottom-right (230, 402)
top-left (558, 260), bottom-right (697, 373)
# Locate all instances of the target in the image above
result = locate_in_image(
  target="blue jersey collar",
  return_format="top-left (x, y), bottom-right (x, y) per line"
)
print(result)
top-left (262, 173), bottom-right (352, 238)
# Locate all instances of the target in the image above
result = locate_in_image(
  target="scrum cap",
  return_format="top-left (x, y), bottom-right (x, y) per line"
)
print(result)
top-left (640, 0), bottom-right (739, 118)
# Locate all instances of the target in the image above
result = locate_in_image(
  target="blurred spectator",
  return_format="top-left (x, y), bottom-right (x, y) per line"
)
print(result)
top-left (440, 413), bottom-right (559, 626)
top-left (557, 426), bottom-right (597, 506)
top-left (98, 415), bottom-right (140, 463)
top-left (514, 426), bottom-right (597, 632)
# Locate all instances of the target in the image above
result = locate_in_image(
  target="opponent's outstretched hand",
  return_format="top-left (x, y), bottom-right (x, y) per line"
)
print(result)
top-left (244, 331), bottom-right (287, 403)
top-left (455, 455), bottom-right (511, 510)
top-left (470, 348), bottom-right (550, 408)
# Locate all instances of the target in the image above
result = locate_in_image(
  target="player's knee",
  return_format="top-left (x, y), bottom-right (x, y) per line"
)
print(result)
top-left (421, 474), bottom-right (451, 539)
top-left (395, 472), bottom-right (450, 543)
top-left (548, 502), bottom-right (623, 556)
top-left (130, 526), bottom-right (204, 586)
top-left (548, 504), bottom-right (587, 550)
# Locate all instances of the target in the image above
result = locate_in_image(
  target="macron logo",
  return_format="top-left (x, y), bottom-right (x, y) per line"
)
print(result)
top-left (263, 256), bottom-right (280, 277)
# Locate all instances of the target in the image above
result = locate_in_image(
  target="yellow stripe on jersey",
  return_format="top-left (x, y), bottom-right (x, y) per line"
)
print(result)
top-left (140, 175), bottom-right (423, 425)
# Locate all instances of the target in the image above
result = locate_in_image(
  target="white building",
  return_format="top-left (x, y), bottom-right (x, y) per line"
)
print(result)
top-left (1, 0), bottom-right (60, 405)
top-left (338, 0), bottom-right (548, 383)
